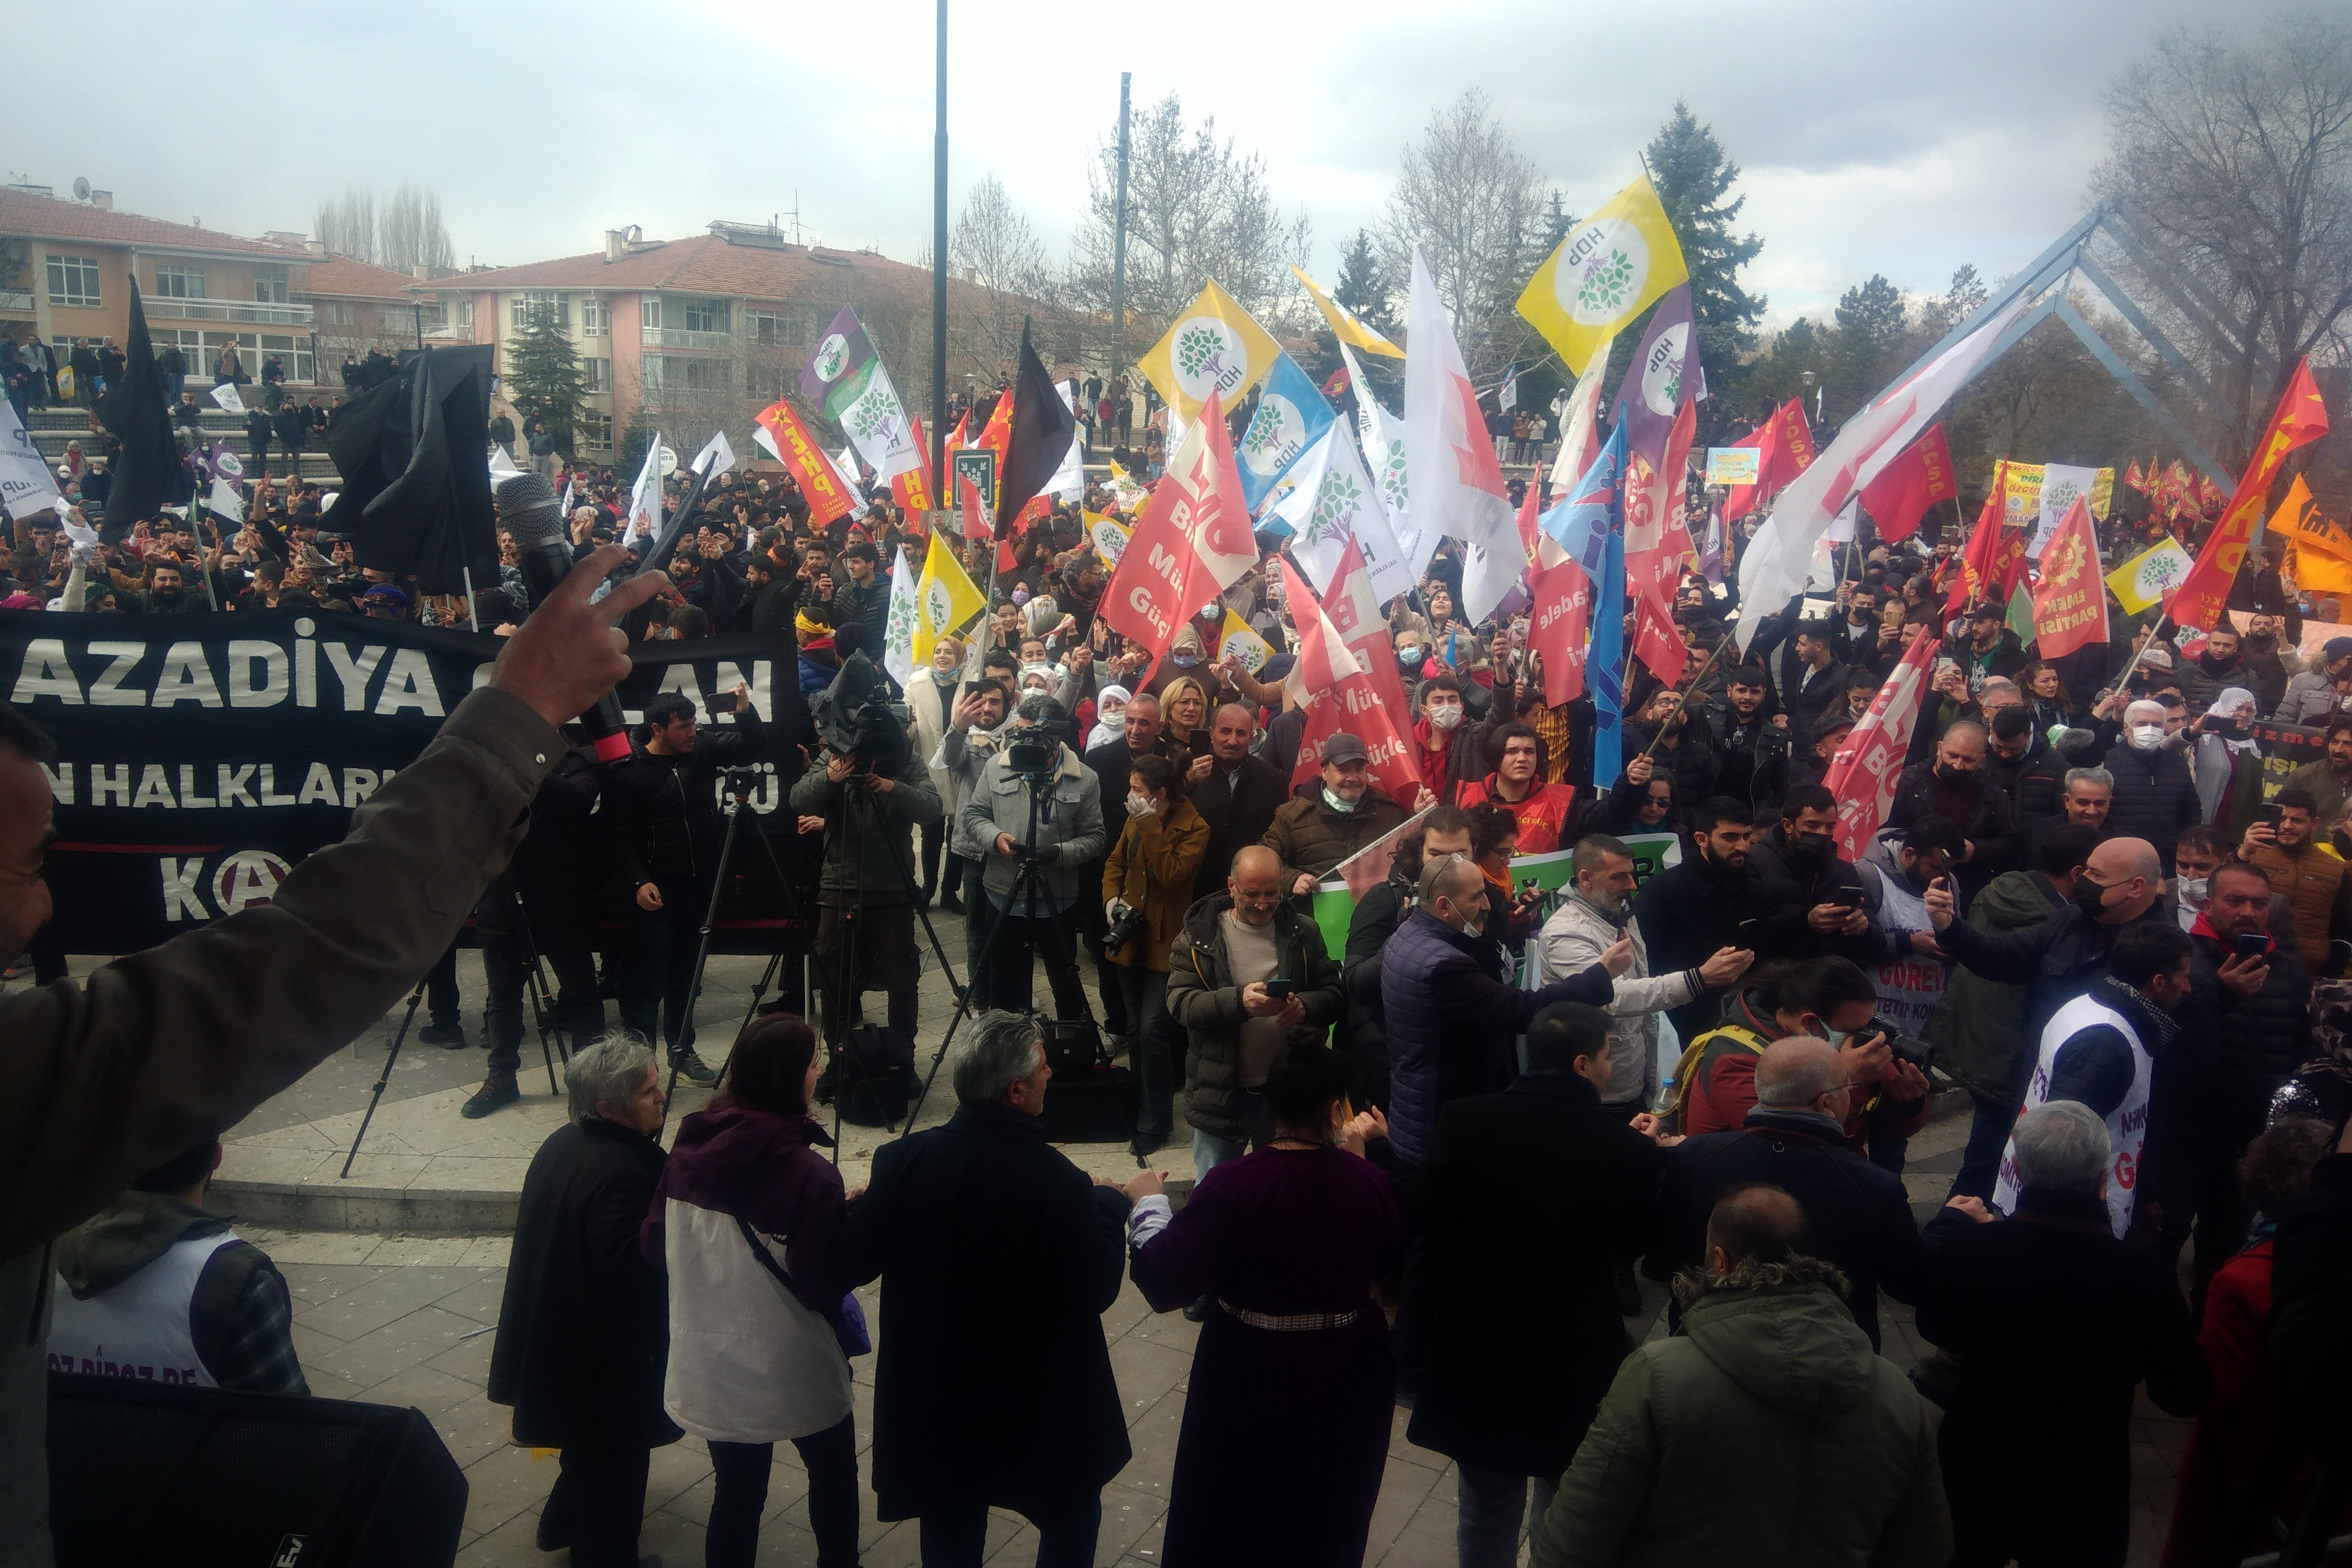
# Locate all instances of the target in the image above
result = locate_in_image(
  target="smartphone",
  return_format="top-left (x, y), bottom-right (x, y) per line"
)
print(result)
top-left (2257, 802), bottom-right (2284, 830)
top-left (1264, 977), bottom-right (1294, 1000)
top-left (708, 691), bottom-right (741, 716)
top-left (1735, 918), bottom-right (1763, 946)
top-left (2236, 932), bottom-right (2271, 960)
top-left (1829, 889), bottom-right (1865, 911)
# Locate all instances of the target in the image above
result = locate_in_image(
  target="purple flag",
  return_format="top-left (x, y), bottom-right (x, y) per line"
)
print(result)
top-left (1610, 285), bottom-right (1704, 470)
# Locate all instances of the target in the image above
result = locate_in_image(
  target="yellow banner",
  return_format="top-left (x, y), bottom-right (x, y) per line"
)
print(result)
top-left (911, 532), bottom-right (986, 669)
top-left (2273, 476), bottom-right (2352, 597)
top-left (1291, 264), bottom-right (1404, 359)
top-left (1136, 279), bottom-right (1283, 423)
top-left (1995, 460), bottom-right (2116, 526)
top-left (1516, 173), bottom-right (1690, 376)
top-left (2104, 537), bottom-right (2196, 615)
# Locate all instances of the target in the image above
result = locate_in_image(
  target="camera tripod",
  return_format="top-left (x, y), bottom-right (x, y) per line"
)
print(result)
top-left (901, 750), bottom-right (1137, 1163)
top-left (342, 881), bottom-right (574, 1178)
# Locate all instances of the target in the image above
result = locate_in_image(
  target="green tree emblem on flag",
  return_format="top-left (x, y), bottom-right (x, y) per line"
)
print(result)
top-left (1663, 365), bottom-right (1683, 407)
top-left (1243, 409), bottom-right (1285, 463)
top-left (1306, 469), bottom-right (1362, 547)
top-left (814, 335), bottom-right (849, 383)
top-left (1175, 323), bottom-right (1226, 382)
top-left (1577, 250), bottom-right (1637, 317)
top-left (887, 582), bottom-right (918, 655)
top-left (925, 580), bottom-right (954, 633)
top-left (1381, 441), bottom-right (1410, 514)
top-left (2045, 479), bottom-right (2081, 518)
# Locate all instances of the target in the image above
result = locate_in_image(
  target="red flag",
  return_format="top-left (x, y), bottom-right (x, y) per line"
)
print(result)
top-left (1632, 595), bottom-right (1688, 686)
top-left (892, 415), bottom-right (935, 514)
top-left (1857, 424), bottom-right (1956, 543)
top-left (946, 409), bottom-right (969, 450)
top-left (1769, 398), bottom-right (1817, 489)
top-left (1278, 556), bottom-right (1420, 800)
top-left (1528, 557), bottom-right (1593, 704)
top-left (1319, 537), bottom-right (1423, 793)
top-left (2170, 358), bottom-right (2333, 629)
top-left (1944, 483), bottom-right (2024, 616)
top-left (753, 398), bottom-right (852, 527)
top-left (2030, 497), bottom-right (2109, 659)
top-left (959, 472), bottom-right (991, 542)
top-left (1101, 388), bottom-right (1255, 666)
top-left (2124, 458), bottom-right (2147, 497)
top-left (1625, 400), bottom-right (1700, 615)
top-left (1721, 422), bottom-right (1777, 525)
top-left (1824, 626), bottom-right (1941, 863)
top-left (974, 387), bottom-right (1013, 468)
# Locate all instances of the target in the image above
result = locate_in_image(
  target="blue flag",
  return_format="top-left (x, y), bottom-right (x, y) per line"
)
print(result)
top-left (1540, 420), bottom-right (1627, 577)
top-left (1542, 421), bottom-right (1630, 783)
top-left (1236, 352), bottom-right (1337, 512)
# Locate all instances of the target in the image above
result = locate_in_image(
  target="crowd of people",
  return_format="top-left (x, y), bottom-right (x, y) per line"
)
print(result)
top-left (17, 362), bottom-right (2352, 1567)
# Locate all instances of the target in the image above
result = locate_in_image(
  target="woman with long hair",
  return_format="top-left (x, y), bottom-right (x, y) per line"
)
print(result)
top-left (643, 1014), bottom-right (862, 1568)
top-left (1103, 753), bottom-right (1210, 1156)
top-left (2017, 659), bottom-right (2076, 731)
top-left (1160, 675), bottom-right (1212, 760)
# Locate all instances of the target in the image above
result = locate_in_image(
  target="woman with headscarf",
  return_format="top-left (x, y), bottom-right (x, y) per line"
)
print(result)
top-left (2192, 685), bottom-right (2265, 840)
top-left (1087, 683), bottom-right (1132, 754)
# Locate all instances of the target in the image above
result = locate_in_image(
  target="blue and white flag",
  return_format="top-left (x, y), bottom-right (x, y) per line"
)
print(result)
top-left (1499, 363), bottom-right (1518, 412)
top-left (1540, 420), bottom-right (1628, 576)
top-left (1236, 352), bottom-right (1336, 512)
top-left (1541, 422), bottom-right (1629, 783)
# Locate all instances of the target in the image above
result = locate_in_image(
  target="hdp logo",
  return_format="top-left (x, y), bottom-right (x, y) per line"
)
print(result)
top-left (812, 335), bottom-right (850, 384)
top-left (1171, 318), bottom-right (1244, 402)
top-left (1558, 219), bottom-right (1651, 326)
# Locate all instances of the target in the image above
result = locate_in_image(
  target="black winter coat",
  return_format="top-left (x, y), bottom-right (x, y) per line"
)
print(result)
top-left (488, 1117), bottom-right (679, 1449)
top-left (1919, 1189), bottom-right (2209, 1565)
top-left (1341, 876), bottom-right (1408, 1108)
top-left (2103, 743), bottom-right (2203, 871)
top-left (600, 707), bottom-right (770, 886)
top-left (1935, 898), bottom-right (2195, 1059)
top-left (843, 1103), bottom-right (1133, 1522)
top-left (1885, 760), bottom-right (2017, 896)
top-left (1705, 709), bottom-right (1795, 815)
top-left (2182, 932), bottom-right (2313, 1144)
top-left (1655, 1107), bottom-right (1926, 1350)
top-left (1632, 852), bottom-right (1766, 1043)
top-left (483, 743), bottom-right (606, 948)
top-left (1186, 751), bottom-right (1288, 903)
top-left (1986, 739), bottom-right (2069, 829)
top-left (1744, 824), bottom-right (1881, 970)
top-left (1405, 1073), bottom-right (1665, 1477)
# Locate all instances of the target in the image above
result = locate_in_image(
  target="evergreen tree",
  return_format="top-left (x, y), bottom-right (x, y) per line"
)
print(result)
top-left (1333, 229), bottom-right (1397, 335)
top-left (1645, 102), bottom-right (1766, 376)
top-left (504, 303), bottom-right (586, 458)
top-left (1825, 275), bottom-right (1909, 421)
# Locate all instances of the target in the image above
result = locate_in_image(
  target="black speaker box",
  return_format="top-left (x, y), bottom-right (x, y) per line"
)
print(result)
top-left (47, 1372), bottom-right (467, 1567)
top-left (1039, 1062), bottom-right (1137, 1145)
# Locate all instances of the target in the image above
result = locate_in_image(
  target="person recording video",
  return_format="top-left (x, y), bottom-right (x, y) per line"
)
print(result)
top-left (962, 693), bottom-right (1107, 1021)
top-left (789, 641), bottom-right (943, 1098)
top-left (602, 684), bottom-right (770, 1085)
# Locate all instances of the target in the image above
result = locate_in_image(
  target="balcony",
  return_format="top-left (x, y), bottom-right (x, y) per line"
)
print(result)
top-left (145, 296), bottom-right (314, 327)
top-left (0, 288), bottom-right (32, 313)
top-left (642, 326), bottom-right (731, 351)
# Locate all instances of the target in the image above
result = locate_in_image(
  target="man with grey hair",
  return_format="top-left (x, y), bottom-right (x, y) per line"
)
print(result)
top-left (489, 1033), bottom-right (679, 1565)
top-left (846, 1012), bottom-right (1161, 1563)
top-left (2103, 699), bottom-right (2201, 870)
top-left (1921, 1095), bottom-right (2210, 1568)
top-left (1657, 1036), bottom-right (1927, 1349)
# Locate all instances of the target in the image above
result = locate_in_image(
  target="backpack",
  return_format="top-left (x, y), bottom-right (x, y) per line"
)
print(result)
top-left (1664, 1020), bottom-right (1771, 1133)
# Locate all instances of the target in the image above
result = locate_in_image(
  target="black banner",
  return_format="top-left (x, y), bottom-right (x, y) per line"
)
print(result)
top-left (4, 609), bottom-right (819, 955)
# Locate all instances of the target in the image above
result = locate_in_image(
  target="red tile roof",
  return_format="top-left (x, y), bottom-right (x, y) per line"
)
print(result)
top-left (298, 255), bottom-right (426, 301)
top-left (444, 233), bottom-right (933, 303)
top-left (0, 188), bottom-right (301, 257)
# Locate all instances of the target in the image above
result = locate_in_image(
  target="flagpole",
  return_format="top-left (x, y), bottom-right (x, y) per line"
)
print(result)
top-left (928, 0), bottom-right (948, 532)
top-left (1632, 627), bottom-right (1733, 769)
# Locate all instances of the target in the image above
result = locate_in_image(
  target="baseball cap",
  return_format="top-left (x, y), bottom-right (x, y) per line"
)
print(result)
top-left (1965, 602), bottom-right (2002, 622)
top-left (1322, 732), bottom-right (1369, 767)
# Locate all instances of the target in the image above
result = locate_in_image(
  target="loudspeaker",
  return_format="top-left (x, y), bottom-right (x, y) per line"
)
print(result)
top-left (47, 1372), bottom-right (467, 1567)
top-left (1039, 1063), bottom-right (1136, 1145)
top-left (1042, 1017), bottom-right (1104, 1074)
top-left (835, 1024), bottom-right (913, 1126)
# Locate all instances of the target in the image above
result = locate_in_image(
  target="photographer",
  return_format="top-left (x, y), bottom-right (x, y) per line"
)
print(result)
top-left (1102, 755), bottom-right (1210, 1158)
top-left (602, 685), bottom-right (770, 1085)
top-left (961, 694), bottom-right (1107, 1019)
top-left (935, 682), bottom-right (1012, 1007)
top-left (788, 683), bottom-right (942, 1093)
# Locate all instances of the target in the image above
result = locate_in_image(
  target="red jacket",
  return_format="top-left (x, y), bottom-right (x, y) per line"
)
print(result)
top-left (1457, 775), bottom-right (1578, 855)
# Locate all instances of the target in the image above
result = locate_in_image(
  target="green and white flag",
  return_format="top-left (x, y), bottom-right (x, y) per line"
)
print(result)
top-left (882, 544), bottom-right (919, 687)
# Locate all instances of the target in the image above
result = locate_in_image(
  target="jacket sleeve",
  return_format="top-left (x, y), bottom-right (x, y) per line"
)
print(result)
top-left (962, 756), bottom-right (1001, 857)
top-left (1604, 963), bottom-right (1700, 1019)
top-left (1538, 916), bottom-right (1603, 986)
top-left (1933, 902), bottom-right (2056, 984)
top-left (1295, 919), bottom-right (1344, 1028)
top-left (1102, 818), bottom-right (1132, 906)
top-left (788, 758), bottom-right (841, 815)
top-left (2047, 1026), bottom-right (2138, 1118)
top-left (1057, 769), bottom-right (1106, 865)
top-left (1132, 808), bottom-right (1208, 892)
top-left (1165, 934), bottom-right (1242, 1032)
top-left (883, 756), bottom-right (943, 828)
top-left (1529, 1353), bottom-right (1661, 1568)
top-left (1874, 1409), bottom-right (1957, 1568)
top-left (0, 689), bottom-right (555, 1257)
top-left (706, 701), bottom-right (768, 764)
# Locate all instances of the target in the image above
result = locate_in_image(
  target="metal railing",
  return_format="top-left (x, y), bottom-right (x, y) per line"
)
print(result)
top-left (641, 326), bottom-right (731, 351)
top-left (145, 297), bottom-right (314, 326)
top-left (0, 289), bottom-right (32, 312)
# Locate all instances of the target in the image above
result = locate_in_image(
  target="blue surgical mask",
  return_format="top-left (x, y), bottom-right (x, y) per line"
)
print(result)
top-left (1321, 786), bottom-right (1359, 814)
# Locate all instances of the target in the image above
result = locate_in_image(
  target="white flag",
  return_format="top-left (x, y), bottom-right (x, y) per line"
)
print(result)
top-left (207, 476), bottom-right (244, 523)
top-left (488, 443), bottom-right (524, 481)
top-left (837, 360), bottom-right (923, 482)
top-left (881, 544), bottom-right (919, 687)
top-left (1736, 293), bottom-right (2033, 652)
top-left (1404, 247), bottom-right (1517, 622)
top-left (2031, 463), bottom-right (2099, 559)
top-left (1280, 423), bottom-right (1412, 603)
top-left (829, 446), bottom-right (871, 520)
top-left (0, 398), bottom-right (65, 521)
top-left (1340, 340), bottom-right (1436, 591)
top-left (693, 429), bottom-right (736, 479)
top-left (209, 381), bottom-right (245, 415)
top-left (625, 433), bottom-right (664, 544)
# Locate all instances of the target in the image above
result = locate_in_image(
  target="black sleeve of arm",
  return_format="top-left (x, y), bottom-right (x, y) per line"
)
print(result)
top-left (2047, 1025), bottom-right (2136, 1118)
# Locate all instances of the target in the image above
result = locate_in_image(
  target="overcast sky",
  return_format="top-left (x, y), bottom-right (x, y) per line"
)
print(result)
top-left (16, 0), bottom-right (2260, 326)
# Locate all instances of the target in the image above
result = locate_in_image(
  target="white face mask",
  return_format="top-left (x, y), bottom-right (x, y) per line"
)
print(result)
top-left (1427, 703), bottom-right (1464, 732)
top-left (2178, 876), bottom-right (2209, 907)
top-left (2128, 724), bottom-right (2166, 752)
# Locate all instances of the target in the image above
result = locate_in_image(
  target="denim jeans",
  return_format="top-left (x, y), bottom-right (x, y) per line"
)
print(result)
top-left (918, 1494), bottom-right (1100, 1568)
top-left (707, 1415), bottom-right (859, 1568)
top-left (1190, 1086), bottom-right (1274, 1182)
top-left (1114, 964), bottom-right (1173, 1135)
top-left (1456, 1461), bottom-right (1559, 1568)
top-left (1949, 1093), bottom-right (2018, 1202)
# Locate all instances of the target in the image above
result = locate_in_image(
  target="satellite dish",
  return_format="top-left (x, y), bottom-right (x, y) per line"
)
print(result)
top-left (72, 177), bottom-right (90, 201)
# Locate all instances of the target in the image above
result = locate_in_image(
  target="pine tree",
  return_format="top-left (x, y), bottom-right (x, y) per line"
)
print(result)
top-left (504, 303), bottom-right (587, 458)
top-left (1645, 102), bottom-right (1766, 374)
top-left (1826, 275), bottom-right (1909, 420)
top-left (1333, 229), bottom-right (1396, 335)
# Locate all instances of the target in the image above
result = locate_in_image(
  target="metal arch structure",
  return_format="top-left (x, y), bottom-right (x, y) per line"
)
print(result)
top-left (1867, 203), bottom-right (2239, 495)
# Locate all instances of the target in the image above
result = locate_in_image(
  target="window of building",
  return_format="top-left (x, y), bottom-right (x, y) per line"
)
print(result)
top-left (682, 298), bottom-right (729, 334)
top-left (155, 262), bottom-right (205, 299)
top-left (46, 254), bottom-right (101, 308)
top-left (414, 300), bottom-right (446, 332)
top-left (580, 412), bottom-right (613, 451)
top-left (453, 296), bottom-right (474, 330)
top-left (748, 362), bottom-right (792, 400)
top-left (580, 298), bottom-right (607, 336)
top-left (747, 307), bottom-right (800, 346)
top-left (584, 358), bottom-right (610, 393)
top-left (513, 291), bottom-right (566, 330)
top-left (644, 355), bottom-right (728, 391)
top-left (253, 265), bottom-right (290, 305)
top-left (641, 297), bottom-right (663, 330)
top-left (258, 333), bottom-right (315, 383)
top-left (320, 301), bottom-right (355, 326)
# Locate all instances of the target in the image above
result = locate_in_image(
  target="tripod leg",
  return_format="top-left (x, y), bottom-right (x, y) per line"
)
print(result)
top-left (663, 798), bottom-right (751, 1122)
top-left (342, 985), bottom-right (425, 1178)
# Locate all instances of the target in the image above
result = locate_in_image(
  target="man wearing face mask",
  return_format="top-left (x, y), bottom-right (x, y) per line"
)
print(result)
top-left (2103, 699), bottom-right (2203, 872)
top-left (1744, 786), bottom-right (1881, 968)
top-left (1412, 675), bottom-right (1481, 802)
top-left (1382, 853), bottom-right (1630, 1167)
top-left (2271, 636), bottom-right (2352, 724)
top-left (1885, 721), bottom-right (2015, 907)
top-left (1261, 733), bottom-right (1411, 901)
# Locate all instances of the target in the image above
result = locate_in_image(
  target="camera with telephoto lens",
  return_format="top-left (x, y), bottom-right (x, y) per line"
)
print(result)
top-left (1867, 1015), bottom-right (1934, 1073)
top-left (1002, 693), bottom-right (1074, 781)
top-left (1104, 898), bottom-right (1148, 955)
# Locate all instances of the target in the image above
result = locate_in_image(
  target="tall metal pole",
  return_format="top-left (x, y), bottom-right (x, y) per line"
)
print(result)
top-left (929, 0), bottom-right (949, 519)
top-left (1109, 71), bottom-right (1131, 427)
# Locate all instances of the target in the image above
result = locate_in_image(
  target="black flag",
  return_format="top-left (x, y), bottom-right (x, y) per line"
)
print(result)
top-left (995, 317), bottom-right (1076, 533)
top-left (326, 344), bottom-right (497, 594)
top-left (94, 281), bottom-right (192, 542)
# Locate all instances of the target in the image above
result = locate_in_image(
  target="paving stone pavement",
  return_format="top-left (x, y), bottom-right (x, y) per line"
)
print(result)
top-left (239, 1105), bottom-right (2195, 1567)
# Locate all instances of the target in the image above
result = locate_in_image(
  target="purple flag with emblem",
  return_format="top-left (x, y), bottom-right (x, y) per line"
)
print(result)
top-left (1610, 286), bottom-right (1704, 471)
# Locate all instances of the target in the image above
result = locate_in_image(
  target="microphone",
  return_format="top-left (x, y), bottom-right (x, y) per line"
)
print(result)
top-left (496, 473), bottom-right (633, 763)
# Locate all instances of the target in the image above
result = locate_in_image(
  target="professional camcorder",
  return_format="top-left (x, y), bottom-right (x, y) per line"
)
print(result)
top-left (1001, 693), bottom-right (1074, 779)
top-left (811, 650), bottom-right (911, 775)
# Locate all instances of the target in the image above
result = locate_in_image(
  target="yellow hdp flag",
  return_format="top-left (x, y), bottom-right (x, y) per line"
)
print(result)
top-left (911, 532), bottom-right (986, 669)
top-left (1516, 173), bottom-right (1690, 375)
top-left (2104, 537), bottom-right (2196, 615)
top-left (1218, 609), bottom-right (1275, 674)
top-left (1084, 509), bottom-right (1133, 569)
top-left (1291, 264), bottom-right (1404, 359)
top-left (1137, 279), bottom-right (1283, 422)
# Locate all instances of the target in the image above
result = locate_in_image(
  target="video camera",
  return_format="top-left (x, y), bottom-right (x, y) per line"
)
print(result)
top-left (1001, 692), bottom-right (1076, 781)
top-left (810, 650), bottom-right (911, 776)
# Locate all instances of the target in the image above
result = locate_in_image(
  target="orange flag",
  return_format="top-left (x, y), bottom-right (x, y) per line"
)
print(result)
top-left (2031, 498), bottom-right (2108, 658)
top-left (2169, 358), bottom-right (2332, 629)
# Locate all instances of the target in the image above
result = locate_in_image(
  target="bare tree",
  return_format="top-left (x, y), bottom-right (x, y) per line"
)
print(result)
top-left (1067, 92), bottom-right (1311, 345)
top-left (2095, 11), bottom-right (2352, 463)
top-left (1380, 91), bottom-right (1553, 380)
top-left (314, 189), bottom-right (379, 264)
top-left (311, 184), bottom-right (456, 275)
top-left (951, 175), bottom-right (1055, 373)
